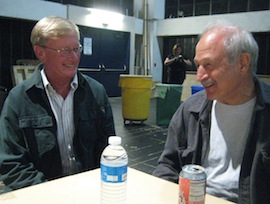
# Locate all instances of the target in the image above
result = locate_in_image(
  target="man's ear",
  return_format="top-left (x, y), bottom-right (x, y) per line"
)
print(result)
top-left (239, 52), bottom-right (251, 75)
top-left (33, 45), bottom-right (45, 61)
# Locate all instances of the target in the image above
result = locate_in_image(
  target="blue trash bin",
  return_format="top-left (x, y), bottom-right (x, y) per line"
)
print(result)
top-left (191, 85), bottom-right (204, 95)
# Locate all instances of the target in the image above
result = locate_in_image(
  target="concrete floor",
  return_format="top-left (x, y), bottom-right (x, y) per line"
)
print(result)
top-left (109, 97), bottom-right (168, 175)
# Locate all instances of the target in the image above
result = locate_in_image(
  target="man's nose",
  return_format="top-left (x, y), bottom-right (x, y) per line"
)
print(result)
top-left (196, 65), bottom-right (205, 82)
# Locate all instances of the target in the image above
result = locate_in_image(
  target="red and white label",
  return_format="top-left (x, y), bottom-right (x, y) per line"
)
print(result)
top-left (179, 177), bottom-right (205, 204)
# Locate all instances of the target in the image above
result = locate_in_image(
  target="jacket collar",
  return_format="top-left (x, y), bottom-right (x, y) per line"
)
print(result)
top-left (23, 63), bottom-right (86, 91)
top-left (254, 76), bottom-right (270, 108)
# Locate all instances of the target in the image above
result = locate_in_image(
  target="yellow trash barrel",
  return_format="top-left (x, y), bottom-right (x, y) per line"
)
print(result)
top-left (119, 75), bottom-right (154, 124)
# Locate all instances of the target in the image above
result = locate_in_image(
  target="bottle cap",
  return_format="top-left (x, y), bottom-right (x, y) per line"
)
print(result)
top-left (108, 136), bottom-right (121, 145)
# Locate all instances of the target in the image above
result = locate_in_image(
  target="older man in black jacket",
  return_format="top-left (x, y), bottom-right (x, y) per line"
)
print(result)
top-left (153, 20), bottom-right (270, 204)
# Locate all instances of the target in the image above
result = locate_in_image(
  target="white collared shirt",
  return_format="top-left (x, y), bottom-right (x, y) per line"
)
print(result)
top-left (41, 69), bottom-right (78, 175)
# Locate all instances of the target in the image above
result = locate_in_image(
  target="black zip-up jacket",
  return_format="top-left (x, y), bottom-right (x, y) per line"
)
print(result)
top-left (153, 77), bottom-right (270, 204)
top-left (0, 64), bottom-right (115, 192)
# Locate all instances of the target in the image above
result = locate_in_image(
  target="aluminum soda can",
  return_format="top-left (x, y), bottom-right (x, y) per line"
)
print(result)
top-left (178, 164), bottom-right (206, 204)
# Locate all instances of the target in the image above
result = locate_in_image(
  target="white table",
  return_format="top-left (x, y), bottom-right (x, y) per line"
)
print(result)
top-left (0, 168), bottom-right (235, 204)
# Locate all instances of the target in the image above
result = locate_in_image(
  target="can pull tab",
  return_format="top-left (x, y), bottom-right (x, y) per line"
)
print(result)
top-left (186, 164), bottom-right (205, 174)
top-left (193, 167), bottom-right (201, 172)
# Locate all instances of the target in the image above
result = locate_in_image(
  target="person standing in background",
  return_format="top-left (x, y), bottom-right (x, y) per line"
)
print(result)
top-left (0, 16), bottom-right (115, 192)
top-left (164, 43), bottom-right (192, 84)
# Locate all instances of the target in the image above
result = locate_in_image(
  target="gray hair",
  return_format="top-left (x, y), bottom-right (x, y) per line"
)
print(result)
top-left (200, 19), bottom-right (259, 74)
top-left (30, 16), bottom-right (80, 47)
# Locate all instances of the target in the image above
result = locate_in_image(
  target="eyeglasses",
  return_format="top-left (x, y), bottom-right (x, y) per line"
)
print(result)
top-left (41, 45), bottom-right (83, 57)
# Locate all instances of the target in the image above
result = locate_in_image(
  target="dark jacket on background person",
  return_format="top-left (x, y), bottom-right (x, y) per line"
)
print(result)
top-left (0, 64), bottom-right (115, 192)
top-left (153, 77), bottom-right (270, 204)
top-left (166, 54), bottom-right (187, 84)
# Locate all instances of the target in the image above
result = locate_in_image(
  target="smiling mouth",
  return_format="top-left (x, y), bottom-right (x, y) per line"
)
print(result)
top-left (64, 64), bottom-right (75, 69)
top-left (201, 79), bottom-right (215, 88)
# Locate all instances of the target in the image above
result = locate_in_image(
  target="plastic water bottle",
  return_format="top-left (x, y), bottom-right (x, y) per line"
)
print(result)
top-left (100, 136), bottom-right (128, 204)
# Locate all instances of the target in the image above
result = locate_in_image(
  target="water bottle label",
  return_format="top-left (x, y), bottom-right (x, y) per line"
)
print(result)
top-left (101, 164), bottom-right (127, 183)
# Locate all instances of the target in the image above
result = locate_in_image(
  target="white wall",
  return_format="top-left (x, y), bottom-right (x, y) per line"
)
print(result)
top-left (0, 0), bottom-right (66, 21)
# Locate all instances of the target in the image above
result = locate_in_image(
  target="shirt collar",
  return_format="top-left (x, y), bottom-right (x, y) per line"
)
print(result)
top-left (41, 68), bottom-right (78, 90)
